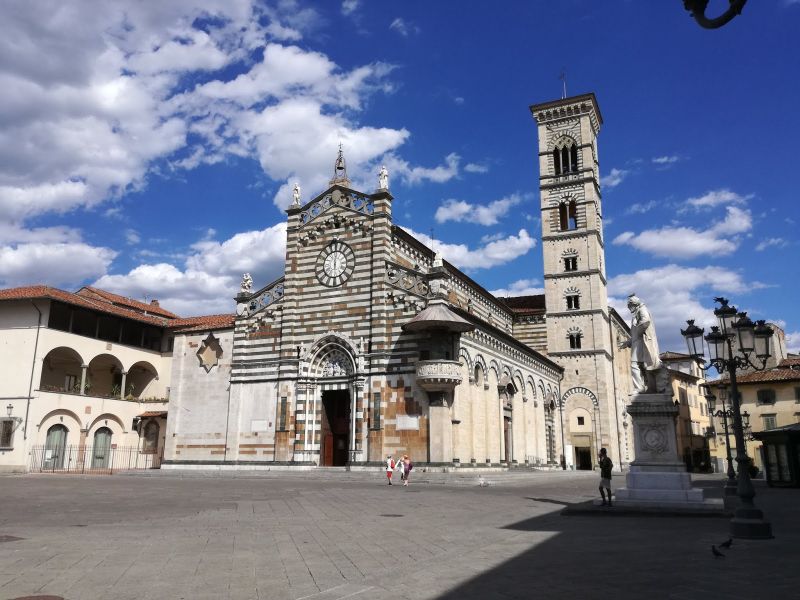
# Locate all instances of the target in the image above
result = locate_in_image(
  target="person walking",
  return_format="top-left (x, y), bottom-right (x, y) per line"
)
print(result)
top-left (402, 455), bottom-right (413, 487)
top-left (598, 448), bottom-right (613, 506)
top-left (385, 455), bottom-right (395, 485)
top-left (396, 453), bottom-right (406, 483)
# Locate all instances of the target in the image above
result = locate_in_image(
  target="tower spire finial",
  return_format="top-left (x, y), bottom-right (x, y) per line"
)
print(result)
top-left (331, 142), bottom-right (350, 186)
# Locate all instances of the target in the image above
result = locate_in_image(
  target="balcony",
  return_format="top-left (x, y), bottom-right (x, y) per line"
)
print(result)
top-left (415, 360), bottom-right (463, 392)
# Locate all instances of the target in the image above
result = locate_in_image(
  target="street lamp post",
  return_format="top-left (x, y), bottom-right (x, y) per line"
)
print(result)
top-left (702, 385), bottom-right (736, 497)
top-left (681, 298), bottom-right (773, 539)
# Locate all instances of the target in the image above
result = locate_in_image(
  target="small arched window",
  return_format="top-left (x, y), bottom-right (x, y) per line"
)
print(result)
top-left (569, 333), bottom-right (582, 349)
top-left (559, 200), bottom-right (578, 231)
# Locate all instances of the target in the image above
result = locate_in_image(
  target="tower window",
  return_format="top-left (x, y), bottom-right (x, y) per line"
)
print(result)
top-left (553, 141), bottom-right (579, 175)
top-left (564, 257), bottom-right (578, 271)
top-left (569, 333), bottom-right (582, 349)
top-left (577, 416), bottom-right (585, 425)
top-left (566, 295), bottom-right (580, 310)
top-left (559, 200), bottom-right (578, 231)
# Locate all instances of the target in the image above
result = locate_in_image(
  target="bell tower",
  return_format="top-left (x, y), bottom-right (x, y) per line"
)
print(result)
top-left (530, 93), bottom-right (624, 469)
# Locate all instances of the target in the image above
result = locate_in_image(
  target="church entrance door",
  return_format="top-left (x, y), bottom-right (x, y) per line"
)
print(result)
top-left (575, 447), bottom-right (592, 470)
top-left (321, 389), bottom-right (351, 466)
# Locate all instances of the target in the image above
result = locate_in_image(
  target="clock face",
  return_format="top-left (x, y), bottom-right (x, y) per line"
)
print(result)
top-left (315, 241), bottom-right (355, 287)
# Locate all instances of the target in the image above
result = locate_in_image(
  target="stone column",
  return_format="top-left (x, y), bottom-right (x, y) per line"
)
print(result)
top-left (428, 392), bottom-right (453, 464)
top-left (120, 371), bottom-right (127, 399)
top-left (79, 365), bottom-right (88, 396)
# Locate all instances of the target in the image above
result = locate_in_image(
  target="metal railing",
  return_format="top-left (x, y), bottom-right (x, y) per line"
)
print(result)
top-left (29, 444), bottom-right (162, 474)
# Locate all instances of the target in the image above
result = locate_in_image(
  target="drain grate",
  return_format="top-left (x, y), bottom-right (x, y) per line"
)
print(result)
top-left (379, 514), bottom-right (404, 518)
top-left (0, 535), bottom-right (24, 543)
top-left (12, 596), bottom-right (65, 600)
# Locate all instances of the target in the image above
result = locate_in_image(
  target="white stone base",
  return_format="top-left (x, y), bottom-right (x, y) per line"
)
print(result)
top-left (611, 391), bottom-right (723, 513)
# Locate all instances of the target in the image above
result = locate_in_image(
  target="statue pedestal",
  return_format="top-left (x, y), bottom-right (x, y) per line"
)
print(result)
top-left (612, 393), bottom-right (722, 512)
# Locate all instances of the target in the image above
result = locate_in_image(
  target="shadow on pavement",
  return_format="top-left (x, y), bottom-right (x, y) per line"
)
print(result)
top-left (435, 484), bottom-right (800, 600)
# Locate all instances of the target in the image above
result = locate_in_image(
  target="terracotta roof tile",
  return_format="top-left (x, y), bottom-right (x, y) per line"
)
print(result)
top-left (779, 357), bottom-right (800, 368)
top-left (0, 285), bottom-right (170, 327)
top-left (710, 368), bottom-right (800, 385)
top-left (138, 410), bottom-right (167, 418)
top-left (170, 314), bottom-right (235, 333)
top-left (77, 286), bottom-right (178, 318)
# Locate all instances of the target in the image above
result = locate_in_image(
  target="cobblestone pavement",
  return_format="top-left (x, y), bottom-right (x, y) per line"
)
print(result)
top-left (1, 470), bottom-right (797, 600)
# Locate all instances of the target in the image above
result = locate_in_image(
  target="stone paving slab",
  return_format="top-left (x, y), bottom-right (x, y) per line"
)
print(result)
top-left (0, 471), bottom-right (797, 600)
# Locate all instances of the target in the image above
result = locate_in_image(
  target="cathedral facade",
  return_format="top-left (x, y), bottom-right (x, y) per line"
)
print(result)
top-left (163, 93), bottom-right (631, 471)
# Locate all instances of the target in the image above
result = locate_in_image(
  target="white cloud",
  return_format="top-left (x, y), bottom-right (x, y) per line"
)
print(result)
top-left (0, 2), bottom-right (440, 224)
top-left (786, 331), bottom-right (800, 354)
top-left (464, 162), bottom-right (489, 173)
top-left (626, 200), bottom-right (658, 215)
top-left (613, 206), bottom-right (752, 259)
top-left (490, 279), bottom-right (544, 297)
top-left (94, 223), bottom-right (287, 316)
top-left (125, 229), bottom-right (141, 245)
top-left (389, 18), bottom-right (419, 36)
top-left (434, 193), bottom-right (523, 226)
top-left (341, 0), bottom-right (360, 15)
top-left (600, 168), bottom-right (628, 188)
top-left (755, 237), bottom-right (788, 252)
top-left (652, 155), bottom-right (680, 165)
top-left (383, 152), bottom-right (460, 187)
top-left (0, 242), bottom-right (116, 288)
top-left (685, 189), bottom-right (751, 210)
top-left (609, 264), bottom-right (768, 352)
top-left (403, 228), bottom-right (536, 271)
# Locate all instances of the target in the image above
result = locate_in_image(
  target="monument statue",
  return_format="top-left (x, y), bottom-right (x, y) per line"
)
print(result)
top-left (240, 272), bottom-right (253, 294)
top-left (619, 293), bottom-right (662, 393)
top-left (292, 182), bottom-right (301, 206)
top-left (378, 165), bottom-right (389, 190)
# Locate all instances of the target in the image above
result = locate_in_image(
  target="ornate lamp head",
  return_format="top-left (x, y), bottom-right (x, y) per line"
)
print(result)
top-left (681, 319), bottom-right (705, 359)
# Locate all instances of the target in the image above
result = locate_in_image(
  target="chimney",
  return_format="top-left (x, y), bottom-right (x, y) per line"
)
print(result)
top-left (150, 299), bottom-right (160, 308)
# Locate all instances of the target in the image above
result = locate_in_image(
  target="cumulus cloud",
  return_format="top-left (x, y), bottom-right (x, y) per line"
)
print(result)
top-left (94, 223), bottom-right (287, 316)
top-left (685, 189), bottom-right (751, 210)
top-left (382, 152), bottom-right (460, 187)
top-left (490, 279), bottom-right (544, 297)
top-left (600, 168), bottom-right (628, 188)
top-left (786, 331), bottom-right (800, 354)
top-left (609, 264), bottom-right (768, 352)
top-left (613, 206), bottom-right (752, 259)
top-left (403, 228), bottom-right (536, 271)
top-left (0, 1), bottom-right (448, 223)
top-left (0, 242), bottom-right (116, 288)
top-left (434, 193), bottom-right (523, 226)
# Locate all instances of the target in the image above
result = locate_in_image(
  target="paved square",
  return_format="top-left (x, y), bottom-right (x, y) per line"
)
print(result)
top-left (1, 471), bottom-right (798, 599)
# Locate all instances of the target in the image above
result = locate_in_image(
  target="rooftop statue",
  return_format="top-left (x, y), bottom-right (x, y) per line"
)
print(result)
top-left (378, 165), bottom-right (389, 190)
top-left (292, 182), bottom-right (301, 206)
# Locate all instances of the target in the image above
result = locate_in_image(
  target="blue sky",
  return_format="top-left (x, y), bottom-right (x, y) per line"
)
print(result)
top-left (1, 0), bottom-right (798, 353)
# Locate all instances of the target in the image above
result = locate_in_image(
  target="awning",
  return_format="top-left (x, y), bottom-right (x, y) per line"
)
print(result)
top-left (402, 299), bottom-right (475, 333)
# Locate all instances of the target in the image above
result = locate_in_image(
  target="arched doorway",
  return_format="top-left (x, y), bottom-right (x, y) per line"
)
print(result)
top-left (310, 342), bottom-right (356, 467)
top-left (44, 424), bottom-right (68, 469)
top-left (92, 427), bottom-right (112, 468)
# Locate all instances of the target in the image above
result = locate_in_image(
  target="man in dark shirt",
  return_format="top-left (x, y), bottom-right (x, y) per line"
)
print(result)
top-left (598, 447), bottom-right (613, 506)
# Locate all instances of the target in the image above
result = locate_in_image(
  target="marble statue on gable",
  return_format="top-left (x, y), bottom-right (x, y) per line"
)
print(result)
top-left (378, 165), bottom-right (389, 190)
top-left (292, 182), bottom-right (301, 206)
top-left (618, 294), bottom-right (664, 393)
top-left (240, 272), bottom-right (253, 294)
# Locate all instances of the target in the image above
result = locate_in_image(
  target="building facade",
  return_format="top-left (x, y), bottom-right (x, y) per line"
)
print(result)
top-left (165, 153), bottom-right (564, 469)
